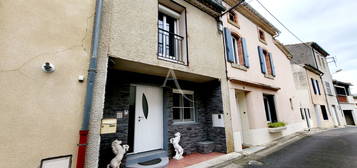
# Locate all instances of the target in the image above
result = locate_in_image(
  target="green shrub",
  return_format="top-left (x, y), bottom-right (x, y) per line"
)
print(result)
top-left (268, 122), bottom-right (286, 128)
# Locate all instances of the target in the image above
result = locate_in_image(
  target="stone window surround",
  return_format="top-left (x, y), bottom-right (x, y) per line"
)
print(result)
top-left (227, 11), bottom-right (240, 28)
top-left (260, 46), bottom-right (274, 78)
top-left (257, 27), bottom-right (267, 45)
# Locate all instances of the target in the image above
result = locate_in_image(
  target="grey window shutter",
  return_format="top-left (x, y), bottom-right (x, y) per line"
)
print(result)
top-left (257, 46), bottom-right (266, 74)
top-left (223, 28), bottom-right (235, 63)
top-left (241, 37), bottom-right (249, 68)
top-left (268, 52), bottom-right (275, 76)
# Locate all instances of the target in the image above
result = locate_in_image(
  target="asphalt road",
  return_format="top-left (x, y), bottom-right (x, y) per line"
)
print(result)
top-left (241, 127), bottom-right (357, 168)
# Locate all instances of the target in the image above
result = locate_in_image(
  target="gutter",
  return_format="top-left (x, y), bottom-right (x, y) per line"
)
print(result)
top-left (202, 0), bottom-right (226, 12)
top-left (76, 0), bottom-right (103, 167)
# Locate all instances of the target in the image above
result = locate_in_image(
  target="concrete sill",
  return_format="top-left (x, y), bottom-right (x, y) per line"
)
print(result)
top-left (172, 121), bottom-right (199, 126)
top-left (268, 126), bottom-right (287, 133)
top-left (228, 19), bottom-right (240, 29)
top-left (231, 63), bottom-right (247, 71)
top-left (264, 74), bottom-right (275, 80)
top-left (259, 38), bottom-right (267, 45)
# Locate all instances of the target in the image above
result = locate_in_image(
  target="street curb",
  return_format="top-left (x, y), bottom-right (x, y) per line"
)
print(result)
top-left (186, 152), bottom-right (243, 168)
top-left (195, 128), bottom-right (335, 168)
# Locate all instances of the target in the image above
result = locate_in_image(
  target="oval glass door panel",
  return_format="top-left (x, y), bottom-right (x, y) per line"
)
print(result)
top-left (142, 93), bottom-right (148, 119)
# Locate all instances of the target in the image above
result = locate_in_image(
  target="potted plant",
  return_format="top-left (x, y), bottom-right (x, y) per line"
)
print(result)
top-left (268, 122), bottom-right (287, 133)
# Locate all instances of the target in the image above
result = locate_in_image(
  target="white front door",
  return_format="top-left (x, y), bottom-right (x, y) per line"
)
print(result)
top-left (134, 85), bottom-right (163, 153)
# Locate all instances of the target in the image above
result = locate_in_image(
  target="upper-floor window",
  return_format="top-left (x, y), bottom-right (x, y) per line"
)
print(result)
top-left (321, 57), bottom-right (326, 69)
top-left (228, 11), bottom-right (239, 27)
top-left (258, 46), bottom-right (275, 77)
top-left (325, 81), bottom-right (333, 95)
top-left (158, 4), bottom-right (186, 64)
top-left (232, 34), bottom-right (244, 65)
top-left (258, 28), bottom-right (266, 44)
top-left (311, 78), bottom-right (321, 95)
top-left (335, 86), bottom-right (348, 96)
top-left (223, 28), bottom-right (249, 69)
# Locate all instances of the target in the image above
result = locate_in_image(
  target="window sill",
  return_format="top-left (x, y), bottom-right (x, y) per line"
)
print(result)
top-left (259, 38), bottom-right (267, 45)
top-left (231, 63), bottom-right (247, 71)
top-left (157, 55), bottom-right (186, 65)
top-left (172, 121), bottom-right (198, 126)
top-left (228, 19), bottom-right (240, 29)
top-left (264, 74), bottom-right (275, 79)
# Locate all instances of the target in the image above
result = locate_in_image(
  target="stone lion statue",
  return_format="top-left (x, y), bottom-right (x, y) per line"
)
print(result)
top-left (170, 132), bottom-right (184, 160)
top-left (107, 139), bottom-right (129, 168)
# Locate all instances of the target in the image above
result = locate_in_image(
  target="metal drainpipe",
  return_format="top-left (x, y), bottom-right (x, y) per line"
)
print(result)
top-left (76, 0), bottom-right (103, 167)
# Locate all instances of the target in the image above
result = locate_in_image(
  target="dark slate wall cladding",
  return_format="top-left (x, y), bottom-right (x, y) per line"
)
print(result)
top-left (99, 75), bottom-right (131, 168)
top-left (205, 82), bottom-right (227, 153)
top-left (167, 89), bottom-right (208, 156)
top-left (99, 70), bottom-right (226, 167)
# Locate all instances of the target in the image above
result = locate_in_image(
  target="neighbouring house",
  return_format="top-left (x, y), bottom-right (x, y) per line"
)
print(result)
top-left (85, 0), bottom-right (232, 167)
top-left (291, 63), bottom-right (333, 129)
top-left (221, 0), bottom-right (305, 152)
top-left (286, 42), bottom-right (343, 127)
top-left (0, 0), bottom-right (96, 168)
top-left (333, 80), bottom-right (356, 126)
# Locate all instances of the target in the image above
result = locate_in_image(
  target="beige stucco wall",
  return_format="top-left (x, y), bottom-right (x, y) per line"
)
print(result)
top-left (222, 3), bottom-right (301, 128)
top-left (306, 71), bottom-right (334, 128)
top-left (0, 0), bottom-right (95, 167)
top-left (306, 71), bottom-right (326, 105)
top-left (291, 64), bottom-right (314, 110)
top-left (85, 0), bottom-right (235, 166)
top-left (222, 3), bottom-right (304, 148)
top-left (108, 0), bottom-right (226, 79)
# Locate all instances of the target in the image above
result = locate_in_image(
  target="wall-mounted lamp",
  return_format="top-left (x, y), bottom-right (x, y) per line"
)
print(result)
top-left (333, 69), bottom-right (343, 74)
top-left (42, 62), bottom-right (55, 73)
top-left (217, 18), bottom-right (223, 33)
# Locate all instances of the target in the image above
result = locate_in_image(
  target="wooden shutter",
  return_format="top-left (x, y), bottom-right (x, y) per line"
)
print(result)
top-left (268, 52), bottom-right (275, 76)
top-left (257, 46), bottom-right (266, 74)
top-left (223, 28), bottom-right (235, 63)
top-left (241, 37), bottom-right (249, 68)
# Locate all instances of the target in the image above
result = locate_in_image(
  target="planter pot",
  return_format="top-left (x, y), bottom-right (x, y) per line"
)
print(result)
top-left (268, 126), bottom-right (287, 133)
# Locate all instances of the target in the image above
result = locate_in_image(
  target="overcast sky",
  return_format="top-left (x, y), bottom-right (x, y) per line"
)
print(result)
top-left (248, 0), bottom-right (357, 94)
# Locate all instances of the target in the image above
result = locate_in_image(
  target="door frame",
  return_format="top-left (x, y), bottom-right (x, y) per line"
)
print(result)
top-left (236, 91), bottom-right (249, 147)
top-left (129, 84), bottom-right (168, 154)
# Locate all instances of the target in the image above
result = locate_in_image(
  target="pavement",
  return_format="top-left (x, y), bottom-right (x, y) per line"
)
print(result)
top-left (218, 127), bottom-right (357, 168)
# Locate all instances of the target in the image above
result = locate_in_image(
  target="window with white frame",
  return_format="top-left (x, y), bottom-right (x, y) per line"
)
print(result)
top-left (172, 89), bottom-right (195, 123)
top-left (325, 81), bottom-right (332, 95)
top-left (258, 46), bottom-right (275, 77)
top-left (232, 34), bottom-right (243, 65)
top-left (263, 94), bottom-right (277, 123)
top-left (311, 78), bottom-right (321, 95)
top-left (158, 4), bottom-right (186, 64)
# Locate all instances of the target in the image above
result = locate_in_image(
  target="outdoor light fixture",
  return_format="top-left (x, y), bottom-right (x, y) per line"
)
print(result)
top-left (42, 62), bottom-right (55, 73)
top-left (217, 18), bottom-right (224, 32)
top-left (334, 69), bottom-right (343, 74)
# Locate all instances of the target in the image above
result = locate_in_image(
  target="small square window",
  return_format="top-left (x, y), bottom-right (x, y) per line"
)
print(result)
top-left (258, 29), bottom-right (266, 43)
top-left (228, 12), bottom-right (238, 24)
